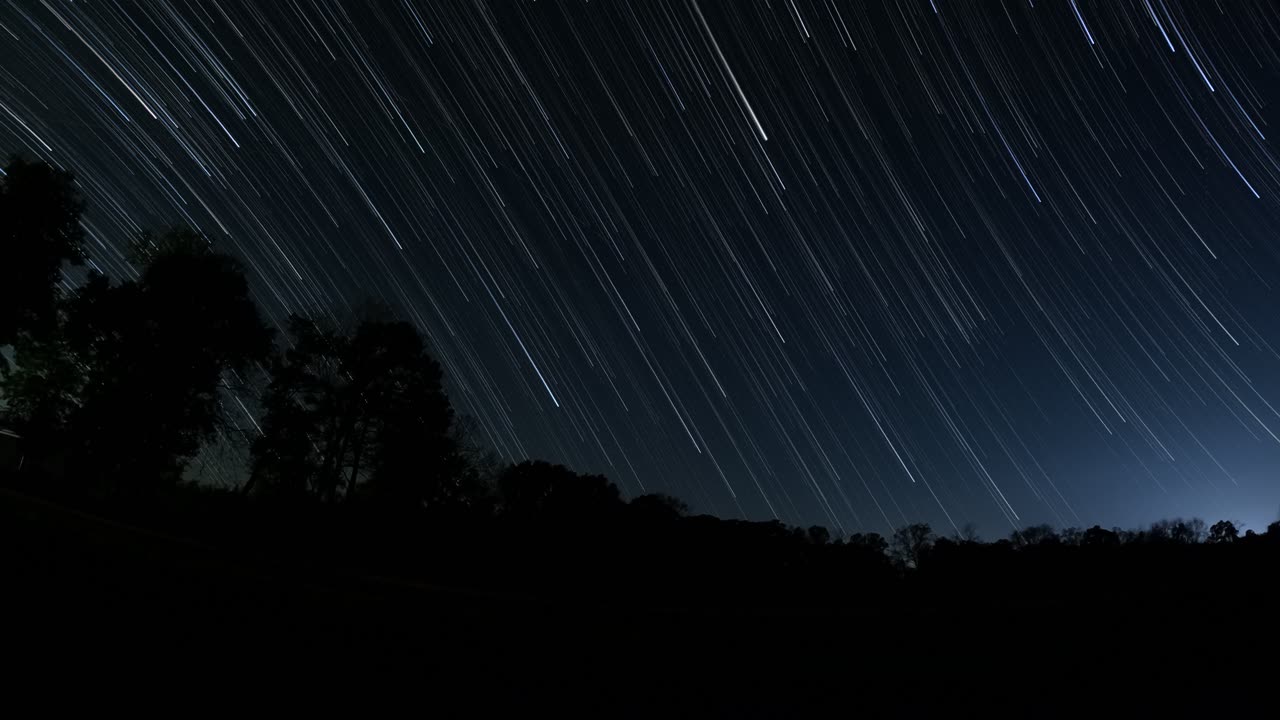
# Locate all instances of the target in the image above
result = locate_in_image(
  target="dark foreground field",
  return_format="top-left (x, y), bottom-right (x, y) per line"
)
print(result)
top-left (2, 487), bottom-right (1270, 717)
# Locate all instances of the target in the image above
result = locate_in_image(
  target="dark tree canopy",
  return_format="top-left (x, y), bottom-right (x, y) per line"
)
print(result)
top-left (0, 330), bottom-right (81, 452)
top-left (1208, 520), bottom-right (1239, 544)
top-left (4, 228), bottom-right (272, 491)
top-left (846, 532), bottom-right (889, 556)
top-left (0, 156), bottom-right (84, 349)
top-left (1081, 525), bottom-right (1120, 546)
top-left (628, 492), bottom-right (689, 522)
top-left (497, 460), bottom-right (622, 520)
top-left (249, 314), bottom-right (462, 509)
top-left (1010, 524), bottom-right (1060, 547)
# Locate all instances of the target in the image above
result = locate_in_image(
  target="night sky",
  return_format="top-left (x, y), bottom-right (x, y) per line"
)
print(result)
top-left (3, 1), bottom-right (1280, 538)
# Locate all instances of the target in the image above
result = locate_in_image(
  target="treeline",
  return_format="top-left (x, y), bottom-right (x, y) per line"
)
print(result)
top-left (2, 156), bottom-right (1277, 610)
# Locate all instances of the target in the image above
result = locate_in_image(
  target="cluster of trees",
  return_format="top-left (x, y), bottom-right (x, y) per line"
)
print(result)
top-left (3, 156), bottom-right (1279, 610)
top-left (2, 159), bottom-right (270, 492)
top-left (0, 156), bottom-right (474, 509)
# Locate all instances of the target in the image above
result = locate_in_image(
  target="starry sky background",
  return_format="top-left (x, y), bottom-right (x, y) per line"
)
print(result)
top-left (3, 0), bottom-right (1280, 537)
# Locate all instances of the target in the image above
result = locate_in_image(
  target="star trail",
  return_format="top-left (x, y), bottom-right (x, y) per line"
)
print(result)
top-left (4, 0), bottom-right (1280, 537)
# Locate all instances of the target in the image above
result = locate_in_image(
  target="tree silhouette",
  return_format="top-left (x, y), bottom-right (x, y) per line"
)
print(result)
top-left (629, 492), bottom-right (689, 521)
top-left (891, 523), bottom-right (934, 568)
top-left (55, 229), bottom-right (271, 491)
top-left (0, 156), bottom-right (85, 352)
top-left (846, 532), bottom-right (889, 556)
top-left (248, 314), bottom-right (461, 509)
top-left (1059, 526), bottom-right (1083, 545)
top-left (954, 523), bottom-right (982, 544)
top-left (1081, 525), bottom-right (1120, 546)
top-left (807, 525), bottom-right (831, 546)
top-left (1207, 520), bottom-right (1239, 544)
top-left (1010, 524), bottom-right (1060, 548)
top-left (1169, 518), bottom-right (1207, 544)
top-left (1, 330), bottom-right (81, 454)
top-left (1141, 517), bottom-right (1206, 544)
top-left (1266, 521), bottom-right (1280, 542)
top-left (496, 460), bottom-right (622, 520)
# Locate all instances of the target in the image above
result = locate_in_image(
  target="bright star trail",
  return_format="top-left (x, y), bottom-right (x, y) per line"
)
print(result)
top-left (4, 1), bottom-right (1280, 536)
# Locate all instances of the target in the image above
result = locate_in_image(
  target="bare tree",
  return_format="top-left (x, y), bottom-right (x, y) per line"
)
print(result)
top-left (891, 523), bottom-right (934, 568)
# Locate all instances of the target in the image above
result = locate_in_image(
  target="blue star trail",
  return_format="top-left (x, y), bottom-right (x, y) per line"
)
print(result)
top-left (4, 0), bottom-right (1280, 536)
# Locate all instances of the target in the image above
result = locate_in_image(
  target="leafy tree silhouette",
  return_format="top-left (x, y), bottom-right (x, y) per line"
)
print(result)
top-left (248, 314), bottom-right (463, 510)
top-left (1170, 518), bottom-right (1207, 544)
top-left (1, 330), bottom-right (81, 456)
top-left (56, 229), bottom-right (272, 492)
top-left (846, 532), bottom-right (889, 556)
top-left (0, 156), bottom-right (85, 353)
top-left (357, 320), bottom-right (463, 510)
top-left (496, 460), bottom-right (621, 520)
top-left (1140, 517), bottom-right (1206, 544)
top-left (1207, 520), bottom-right (1239, 544)
top-left (628, 492), bottom-right (689, 521)
top-left (806, 525), bottom-right (831, 546)
top-left (1265, 521), bottom-right (1280, 543)
top-left (1081, 525), bottom-right (1120, 546)
top-left (1010, 524), bottom-right (1060, 548)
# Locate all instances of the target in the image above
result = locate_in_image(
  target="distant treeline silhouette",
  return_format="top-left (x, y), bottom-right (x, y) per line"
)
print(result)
top-left (2, 155), bottom-right (1277, 610)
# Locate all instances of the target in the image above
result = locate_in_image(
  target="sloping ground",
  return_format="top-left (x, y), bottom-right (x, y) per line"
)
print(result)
top-left (1, 487), bottom-right (1269, 716)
